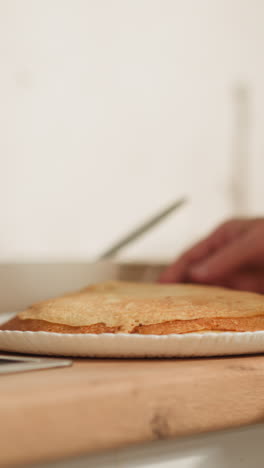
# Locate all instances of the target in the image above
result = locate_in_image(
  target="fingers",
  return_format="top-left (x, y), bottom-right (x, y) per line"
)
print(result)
top-left (159, 233), bottom-right (227, 283)
top-left (159, 217), bottom-right (264, 293)
top-left (159, 218), bottom-right (249, 283)
top-left (159, 237), bottom-right (214, 283)
top-left (189, 229), bottom-right (259, 282)
top-left (224, 270), bottom-right (264, 294)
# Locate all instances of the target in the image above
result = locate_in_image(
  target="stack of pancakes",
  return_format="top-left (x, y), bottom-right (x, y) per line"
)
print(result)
top-left (1, 281), bottom-right (264, 334)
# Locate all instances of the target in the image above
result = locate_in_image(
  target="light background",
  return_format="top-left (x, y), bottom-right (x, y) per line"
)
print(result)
top-left (0, 0), bottom-right (263, 262)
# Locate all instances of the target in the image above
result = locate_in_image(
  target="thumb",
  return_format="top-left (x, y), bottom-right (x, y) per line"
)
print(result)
top-left (189, 232), bottom-right (254, 282)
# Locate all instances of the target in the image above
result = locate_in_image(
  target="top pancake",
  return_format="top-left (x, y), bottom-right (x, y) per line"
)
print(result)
top-left (16, 281), bottom-right (264, 333)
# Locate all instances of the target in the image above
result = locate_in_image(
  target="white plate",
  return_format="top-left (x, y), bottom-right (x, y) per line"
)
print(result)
top-left (1, 312), bottom-right (264, 357)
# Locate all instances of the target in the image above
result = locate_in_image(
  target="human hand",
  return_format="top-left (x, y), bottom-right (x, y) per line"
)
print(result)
top-left (159, 218), bottom-right (264, 293)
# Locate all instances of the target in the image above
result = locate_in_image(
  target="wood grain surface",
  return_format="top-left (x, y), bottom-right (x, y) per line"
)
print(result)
top-left (1, 355), bottom-right (264, 467)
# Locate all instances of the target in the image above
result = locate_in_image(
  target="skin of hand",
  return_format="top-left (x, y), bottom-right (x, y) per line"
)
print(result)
top-left (159, 218), bottom-right (264, 294)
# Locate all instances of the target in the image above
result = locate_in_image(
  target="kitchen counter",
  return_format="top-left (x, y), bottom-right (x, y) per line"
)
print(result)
top-left (1, 355), bottom-right (264, 467)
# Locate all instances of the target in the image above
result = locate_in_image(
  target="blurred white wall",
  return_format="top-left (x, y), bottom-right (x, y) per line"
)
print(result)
top-left (0, 0), bottom-right (263, 262)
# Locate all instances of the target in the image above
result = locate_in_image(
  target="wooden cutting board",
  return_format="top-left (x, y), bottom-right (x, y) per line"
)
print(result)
top-left (1, 355), bottom-right (264, 467)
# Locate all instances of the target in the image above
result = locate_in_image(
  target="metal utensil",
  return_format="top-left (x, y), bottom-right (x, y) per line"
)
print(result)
top-left (0, 354), bottom-right (72, 375)
top-left (98, 197), bottom-right (187, 260)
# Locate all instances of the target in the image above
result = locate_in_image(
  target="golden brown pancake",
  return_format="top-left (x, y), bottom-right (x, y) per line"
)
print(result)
top-left (1, 281), bottom-right (264, 334)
